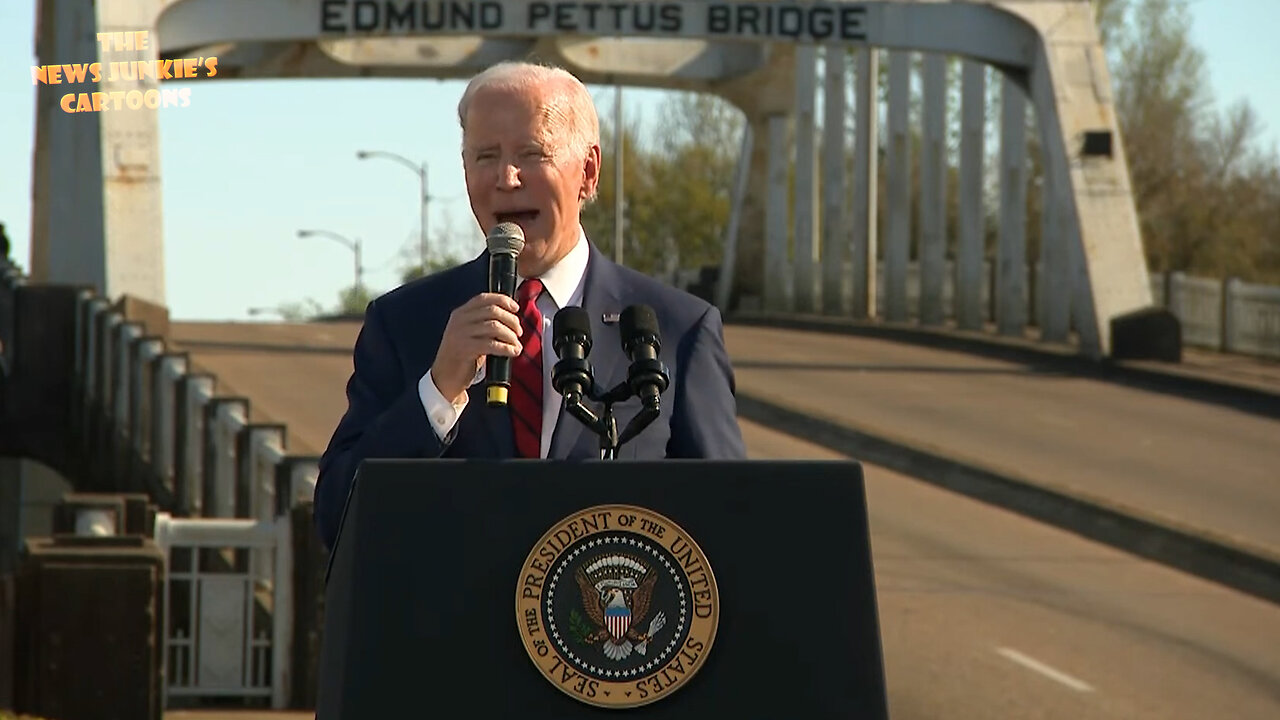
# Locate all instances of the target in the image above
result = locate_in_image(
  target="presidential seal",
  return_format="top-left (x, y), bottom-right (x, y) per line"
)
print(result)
top-left (516, 504), bottom-right (719, 709)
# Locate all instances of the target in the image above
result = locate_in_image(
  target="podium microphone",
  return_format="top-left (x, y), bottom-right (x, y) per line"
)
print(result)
top-left (552, 306), bottom-right (594, 404)
top-left (485, 222), bottom-right (525, 407)
top-left (619, 305), bottom-right (669, 410)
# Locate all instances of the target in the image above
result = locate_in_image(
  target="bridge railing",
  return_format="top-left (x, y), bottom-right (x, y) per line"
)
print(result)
top-left (72, 289), bottom-right (319, 519)
top-left (680, 258), bottom-right (1280, 361)
top-left (1150, 272), bottom-right (1280, 359)
top-left (68, 288), bottom-right (323, 709)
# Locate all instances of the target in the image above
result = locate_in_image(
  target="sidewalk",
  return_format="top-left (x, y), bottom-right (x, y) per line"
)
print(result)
top-left (1130, 345), bottom-right (1280, 395)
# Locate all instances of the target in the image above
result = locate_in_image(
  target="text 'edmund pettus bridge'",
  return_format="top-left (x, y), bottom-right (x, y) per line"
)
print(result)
top-left (319, 0), bottom-right (869, 41)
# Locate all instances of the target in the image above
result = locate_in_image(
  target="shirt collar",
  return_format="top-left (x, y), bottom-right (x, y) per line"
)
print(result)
top-left (519, 226), bottom-right (589, 309)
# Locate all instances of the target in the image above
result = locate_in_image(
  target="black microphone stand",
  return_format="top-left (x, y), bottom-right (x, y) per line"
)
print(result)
top-left (554, 361), bottom-right (666, 460)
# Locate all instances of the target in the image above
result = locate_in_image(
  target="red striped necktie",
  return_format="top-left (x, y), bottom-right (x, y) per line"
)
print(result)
top-left (510, 278), bottom-right (544, 458)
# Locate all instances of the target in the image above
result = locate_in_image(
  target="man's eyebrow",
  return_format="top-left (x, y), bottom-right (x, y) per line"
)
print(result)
top-left (465, 142), bottom-right (551, 155)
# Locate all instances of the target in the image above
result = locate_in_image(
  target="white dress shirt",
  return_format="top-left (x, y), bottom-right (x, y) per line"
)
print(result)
top-left (417, 228), bottom-right (590, 458)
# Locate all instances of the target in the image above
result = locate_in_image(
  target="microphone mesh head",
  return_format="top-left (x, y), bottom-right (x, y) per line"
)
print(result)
top-left (486, 222), bottom-right (525, 256)
top-left (553, 306), bottom-right (593, 352)
top-left (619, 305), bottom-right (660, 345)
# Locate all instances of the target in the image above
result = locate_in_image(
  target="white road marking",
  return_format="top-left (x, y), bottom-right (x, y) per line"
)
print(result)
top-left (995, 647), bottom-right (1095, 693)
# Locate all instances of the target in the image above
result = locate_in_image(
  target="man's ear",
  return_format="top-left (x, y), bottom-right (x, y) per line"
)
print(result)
top-left (580, 144), bottom-right (602, 201)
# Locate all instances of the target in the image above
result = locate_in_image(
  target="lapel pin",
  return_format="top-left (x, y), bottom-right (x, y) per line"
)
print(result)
top-left (602, 313), bottom-right (620, 324)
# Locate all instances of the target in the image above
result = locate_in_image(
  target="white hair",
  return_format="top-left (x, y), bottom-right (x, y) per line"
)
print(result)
top-left (457, 61), bottom-right (601, 200)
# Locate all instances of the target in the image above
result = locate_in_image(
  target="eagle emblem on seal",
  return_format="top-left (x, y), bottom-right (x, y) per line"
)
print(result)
top-left (573, 554), bottom-right (668, 661)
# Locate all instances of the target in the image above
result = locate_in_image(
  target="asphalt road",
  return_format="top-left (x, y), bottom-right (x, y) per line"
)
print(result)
top-left (169, 319), bottom-right (1280, 553)
top-left (744, 422), bottom-right (1280, 720)
top-left (168, 321), bottom-right (359, 455)
top-left (724, 325), bottom-right (1280, 556)
top-left (166, 320), bottom-right (1280, 719)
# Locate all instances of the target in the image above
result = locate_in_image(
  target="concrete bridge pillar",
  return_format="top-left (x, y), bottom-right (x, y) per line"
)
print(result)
top-left (997, 76), bottom-right (1029, 336)
top-left (956, 59), bottom-right (987, 331)
top-left (716, 44), bottom-right (803, 311)
top-left (793, 45), bottom-right (819, 314)
top-left (762, 113), bottom-right (793, 312)
top-left (31, 0), bottom-right (167, 307)
top-left (820, 45), bottom-right (850, 317)
top-left (725, 44), bottom-right (872, 318)
top-left (919, 53), bottom-right (948, 327)
top-left (883, 50), bottom-right (911, 323)
top-left (851, 47), bottom-right (879, 320)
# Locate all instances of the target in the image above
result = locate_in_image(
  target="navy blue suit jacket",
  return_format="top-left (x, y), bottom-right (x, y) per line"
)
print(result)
top-left (314, 241), bottom-right (747, 549)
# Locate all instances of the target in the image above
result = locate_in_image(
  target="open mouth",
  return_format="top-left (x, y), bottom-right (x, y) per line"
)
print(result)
top-left (496, 209), bottom-right (540, 226)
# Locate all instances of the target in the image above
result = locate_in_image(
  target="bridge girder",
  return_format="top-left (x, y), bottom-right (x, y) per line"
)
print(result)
top-left (32, 0), bottom-right (1151, 356)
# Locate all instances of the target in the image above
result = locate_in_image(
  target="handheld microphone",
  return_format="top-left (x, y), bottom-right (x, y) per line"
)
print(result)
top-left (619, 305), bottom-right (669, 410)
top-left (552, 307), bottom-right (594, 404)
top-left (485, 222), bottom-right (525, 407)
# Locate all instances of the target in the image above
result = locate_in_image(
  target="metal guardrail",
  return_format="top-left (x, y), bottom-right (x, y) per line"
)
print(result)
top-left (63, 286), bottom-right (321, 709)
top-left (153, 512), bottom-right (294, 708)
top-left (70, 289), bottom-right (319, 522)
top-left (1151, 272), bottom-right (1280, 359)
top-left (671, 260), bottom-right (1280, 360)
top-left (2, 259), bottom-right (327, 709)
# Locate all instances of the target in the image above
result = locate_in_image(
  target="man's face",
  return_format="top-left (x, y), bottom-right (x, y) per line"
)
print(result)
top-left (462, 84), bottom-right (600, 278)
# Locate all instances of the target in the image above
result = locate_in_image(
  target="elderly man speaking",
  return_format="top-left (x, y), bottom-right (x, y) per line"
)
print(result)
top-left (313, 61), bottom-right (746, 550)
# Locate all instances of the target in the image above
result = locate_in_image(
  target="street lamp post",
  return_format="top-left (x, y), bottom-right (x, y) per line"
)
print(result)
top-left (297, 229), bottom-right (362, 292)
top-left (357, 150), bottom-right (429, 273)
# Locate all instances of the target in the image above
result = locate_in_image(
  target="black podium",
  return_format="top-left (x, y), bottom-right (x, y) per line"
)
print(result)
top-left (317, 460), bottom-right (888, 718)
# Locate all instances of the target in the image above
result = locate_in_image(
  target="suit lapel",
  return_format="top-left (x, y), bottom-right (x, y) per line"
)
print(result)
top-left (549, 243), bottom-right (627, 459)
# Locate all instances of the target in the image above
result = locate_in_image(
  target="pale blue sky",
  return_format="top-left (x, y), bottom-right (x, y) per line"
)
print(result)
top-left (1, 0), bottom-right (1276, 321)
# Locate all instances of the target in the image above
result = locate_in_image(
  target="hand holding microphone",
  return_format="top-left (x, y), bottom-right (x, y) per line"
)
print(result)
top-left (482, 223), bottom-right (526, 406)
top-left (427, 223), bottom-right (525, 405)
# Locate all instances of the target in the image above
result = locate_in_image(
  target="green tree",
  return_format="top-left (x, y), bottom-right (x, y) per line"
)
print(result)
top-left (337, 284), bottom-right (376, 316)
top-left (274, 298), bottom-right (324, 321)
top-left (649, 92), bottom-right (745, 272)
top-left (582, 91), bottom-right (745, 278)
top-left (1101, 0), bottom-right (1280, 281)
top-left (582, 95), bottom-right (648, 266)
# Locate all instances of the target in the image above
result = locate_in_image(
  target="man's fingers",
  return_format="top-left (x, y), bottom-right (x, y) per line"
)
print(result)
top-left (464, 305), bottom-right (522, 334)
top-left (485, 340), bottom-right (522, 357)
top-left (471, 321), bottom-right (521, 348)
top-left (470, 292), bottom-right (520, 313)
top-left (452, 326), bottom-right (521, 355)
top-left (439, 294), bottom-right (526, 373)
